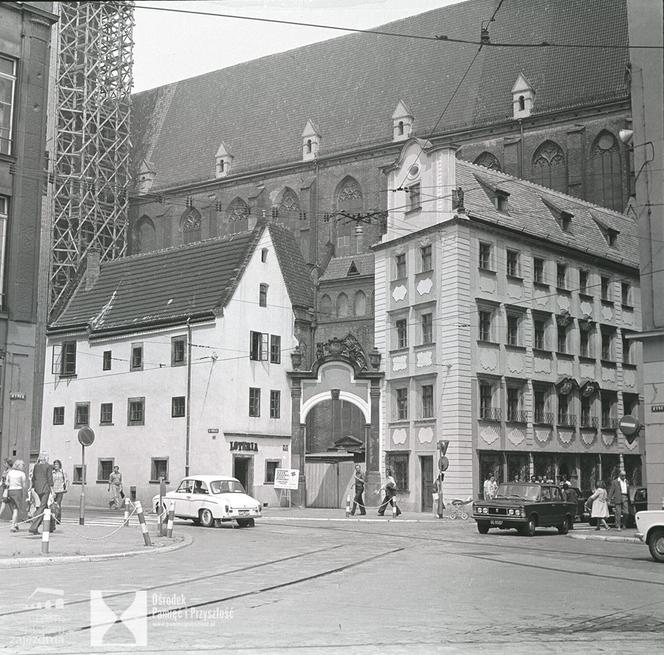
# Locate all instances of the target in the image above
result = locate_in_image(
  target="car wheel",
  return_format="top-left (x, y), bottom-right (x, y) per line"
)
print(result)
top-left (237, 518), bottom-right (255, 528)
top-left (521, 517), bottom-right (537, 537)
top-left (647, 528), bottom-right (664, 563)
top-left (199, 508), bottom-right (214, 528)
top-left (477, 521), bottom-right (490, 534)
top-left (557, 516), bottom-right (570, 535)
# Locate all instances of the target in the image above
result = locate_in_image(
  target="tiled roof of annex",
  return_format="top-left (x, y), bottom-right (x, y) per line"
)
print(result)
top-left (457, 159), bottom-right (639, 268)
top-left (131, 0), bottom-right (629, 189)
top-left (50, 222), bottom-right (314, 335)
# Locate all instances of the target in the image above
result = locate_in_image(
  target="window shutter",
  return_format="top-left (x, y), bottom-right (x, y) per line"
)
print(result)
top-left (261, 333), bottom-right (269, 361)
top-left (52, 344), bottom-right (63, 375)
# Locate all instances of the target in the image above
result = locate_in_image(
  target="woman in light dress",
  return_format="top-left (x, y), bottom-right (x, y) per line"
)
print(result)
top-left (585, 480), bottom-right (610, 530)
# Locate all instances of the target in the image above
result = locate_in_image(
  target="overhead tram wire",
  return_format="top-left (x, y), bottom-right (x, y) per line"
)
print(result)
top-left (134, 3), bottom-right (663, 50)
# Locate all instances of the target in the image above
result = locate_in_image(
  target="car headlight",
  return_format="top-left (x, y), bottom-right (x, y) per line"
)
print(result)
top-left (508, 509), bottom-right (514, 516)
top-left (483, 507), bottom-right (488, 514)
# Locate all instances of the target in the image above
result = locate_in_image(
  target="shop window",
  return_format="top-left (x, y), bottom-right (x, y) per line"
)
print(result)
top-left (386, 452), bottom-right (409, 492)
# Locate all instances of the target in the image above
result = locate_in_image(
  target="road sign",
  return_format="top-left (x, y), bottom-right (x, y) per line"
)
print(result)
top-left (77, 426), bottom-right (95, 447)
top-left (619, 415), bottom-right (640, 437)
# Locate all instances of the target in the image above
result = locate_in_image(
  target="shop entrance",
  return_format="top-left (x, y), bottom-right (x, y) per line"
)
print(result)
top-left (420, 456), bottom-right (434, 512)
top-left (233, 456), bottom-right (253, 496)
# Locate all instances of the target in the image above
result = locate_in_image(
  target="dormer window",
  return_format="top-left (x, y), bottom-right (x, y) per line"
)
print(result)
top-left (511, 72), bottom-right (535, 119)
top-left (391, 100), bottom-right (414, 142)
top-left (301, 120), bottom-right (321, 161)
top-left (542, 196), bottom-right (573, 233)
top-left (215, 141), bottom-right (233, 179)
top-left (494, 190), bottom-right (509, 213)
top-left (606, 228), bottom-right (619, 247)
top-left (590, 212), bottom-right (620, 248)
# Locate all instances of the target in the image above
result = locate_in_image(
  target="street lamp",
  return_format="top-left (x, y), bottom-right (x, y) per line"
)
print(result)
top-left (368, 347), bottom-right (381, 370)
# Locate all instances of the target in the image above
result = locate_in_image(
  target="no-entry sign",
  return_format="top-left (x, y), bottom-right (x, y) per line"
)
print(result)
top-left (619, 415), bottom-right (640, 438)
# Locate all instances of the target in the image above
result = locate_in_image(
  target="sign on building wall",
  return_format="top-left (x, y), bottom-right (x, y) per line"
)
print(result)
top-left (274, 468), bottom-right (299, 490)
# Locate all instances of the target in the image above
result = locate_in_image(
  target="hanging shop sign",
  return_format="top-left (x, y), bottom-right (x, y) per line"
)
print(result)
top-left (230, 441), bottom-right (258, 452)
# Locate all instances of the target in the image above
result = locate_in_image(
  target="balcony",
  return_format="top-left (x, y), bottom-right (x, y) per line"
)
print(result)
top-left (580, 415), bottom-right (599, 429)
top-left (557, 413), bottom-right (577, 428)
top-left (506, 409), bottom-right (529, 424)
top-left (479, 407), bottom-right (502, 422)
top-left (533, 411), bottom-right (554, 425)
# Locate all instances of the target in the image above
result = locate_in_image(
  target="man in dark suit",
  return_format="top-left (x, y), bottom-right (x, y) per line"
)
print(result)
top-left (608, 470), bottom-right (630, 531)
top-left (29, 453), bottom-right (53, 534)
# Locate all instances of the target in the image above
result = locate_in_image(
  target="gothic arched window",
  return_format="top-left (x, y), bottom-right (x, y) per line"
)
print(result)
top-left (319, 294), bottom-right (332, 318)
top-left (181, 209), bottom-right (201, 245)
top-left (277, 187), bottom-right (301, 231)
top-left (354, 290), bottom-right (367, 317)
top-left (226, 197), bottom-right (250, 235)
top-left (532, 140), bottom-right (567, 193)
top-left (335, 176), bottom-right (363, 257)
top-left (336, 292), bottom-right (349, 318)
top-left (134, 215), bottom-right (156, 254)
top-left (589, 131), bottom-right (622, 211)
top-left (474, 151), bottom-right (502, 172)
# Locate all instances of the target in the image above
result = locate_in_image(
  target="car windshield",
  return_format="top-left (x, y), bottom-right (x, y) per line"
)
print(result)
top-left (494, 483), bottom-right (540, 502)
top-left (210, 480), bottom-right (246, 494)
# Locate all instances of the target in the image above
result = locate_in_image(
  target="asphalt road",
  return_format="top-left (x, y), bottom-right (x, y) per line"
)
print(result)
top-left (1, 515), bottom-right (662, 654)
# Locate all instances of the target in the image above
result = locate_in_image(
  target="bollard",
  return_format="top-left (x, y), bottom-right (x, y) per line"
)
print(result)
top-left (166, 501), bottom-right (175, 538)
top-left (123, 497), bottom-right (130, 526)
top-left (135, 501), bottom-right (152, 546)
top-left (41, 508), bottom-right (51, 555)
top-left (345, 495), bottom-right (351, 518)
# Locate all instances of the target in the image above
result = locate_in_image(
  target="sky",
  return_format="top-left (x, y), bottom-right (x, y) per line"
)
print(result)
top-left (132, 0), bottom-right (462, 93)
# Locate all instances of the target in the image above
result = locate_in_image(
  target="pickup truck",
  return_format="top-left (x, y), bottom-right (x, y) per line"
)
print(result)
top-left (634, 510), bottom-right (664, 562)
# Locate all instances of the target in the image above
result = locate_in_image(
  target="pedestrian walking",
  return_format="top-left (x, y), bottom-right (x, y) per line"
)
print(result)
top-left (29, 453), bottom-right (53, 534)
top-left (483, 474), bottom-right (497, 500)
top-left (433, 473), bottom-right (445, 518)
top-left (585, 481), bottom-right (610, 530)
top-left (5, 460), bottom-right (27, 532)
top-left (108, 465), bottom-right (123, 509)
top-left (0, 457), bottom-right (13, 519)
top-left (350, 464), bottom-right (366, 516)
top-left (51, 459), bottom-right (68, 525)
top-left (377, 468), bottom-right (401, 517)
top-left (608, 470), bottom-right (630, 531)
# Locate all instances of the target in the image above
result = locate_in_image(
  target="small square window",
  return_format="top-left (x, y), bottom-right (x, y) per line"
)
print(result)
top-left (75, 402), bottom-right (90, 428)
top-left (128, 397), bottom-right (145, 425)
top-left (172, 396), bottom-right (185, 418)
top-left (100, 403), bottom-right (113, 425)
top-left (97, 458), bottom-right (114, 483)
top-left (130, 344), bottom-right (143, 371)
top-left (259, 283), bottom-right (268, 307)
top-left (270, 390), bottom-right (281, 418)
top-left (171, 337), bottom-right (186, 366)
top-left (249, 387), bottom-right (261, 417)
top-left (102, 350), bottom-right (112, 371)
top-left (53, 406), bottom-right (65, 425)
top-left (420, 245), bottom-right (432, 271)
top-left (151, 458), bottom-right (169, 483)
top-left (270, 335), bottom-right (281, 364)
top-left (265, 460), bottom-right (280, 484)
top-left (395, 253), bottom-right (406, 279)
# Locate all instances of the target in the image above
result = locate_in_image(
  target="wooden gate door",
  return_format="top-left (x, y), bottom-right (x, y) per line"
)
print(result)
top-left (420, 455), bottom-right (434, 512)
top-left (305, 460), bottom-right (355, 508)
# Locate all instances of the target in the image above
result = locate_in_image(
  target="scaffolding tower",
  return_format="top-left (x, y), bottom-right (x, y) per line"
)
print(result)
top-left (50, 1), bottom-right (134, 315)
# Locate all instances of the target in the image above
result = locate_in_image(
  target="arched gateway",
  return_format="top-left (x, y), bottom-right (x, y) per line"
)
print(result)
top-left (288, 334), bottom-right (383, 507)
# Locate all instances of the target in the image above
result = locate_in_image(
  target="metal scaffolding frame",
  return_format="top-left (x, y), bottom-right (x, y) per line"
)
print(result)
top-left (50, 1), bottom-right (134, 315)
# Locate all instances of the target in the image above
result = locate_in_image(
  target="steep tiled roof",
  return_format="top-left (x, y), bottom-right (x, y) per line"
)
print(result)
top-left (131, 0), bottom-right (629, 189)
top-left (320, 254), bottom-right (375, 281)
top-left (51, 223), bottom-right (313, 334)
top-left (458, 161), bottom-right (639, 267)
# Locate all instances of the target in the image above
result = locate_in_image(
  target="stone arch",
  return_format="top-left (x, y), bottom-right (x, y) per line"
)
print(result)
top-left (302, 390), bottom-right (370, 424)
top-left (226, 197), bottom-right (250, 235)
top-left (133, 215), bottom-right (156, 254)
top-left (180, 208), bottom-right (202, 245)
top-left (532, 140), bottom-right (567, 193)
top-left (354, 290), bottom-right (367, 316)
top-left (335, 176), bottom-right (363, 256)
top-left (473, 151), bottom-right (502, 171)
top-left (589, 130), bottom-right (622, 211)
top-left (336, 292), bottom-right (349, 318)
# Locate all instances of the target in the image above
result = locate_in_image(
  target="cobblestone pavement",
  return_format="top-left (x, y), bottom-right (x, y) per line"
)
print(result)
top-left (0, 514), bottom-right (662, 654)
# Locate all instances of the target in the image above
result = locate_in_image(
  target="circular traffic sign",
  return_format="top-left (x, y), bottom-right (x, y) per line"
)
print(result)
top-left (619, 415), bottom-right (640, 438)
top-left (439, 456), bottom-right (449, 471)
top-left (77, 426), bottom-right (95, 447)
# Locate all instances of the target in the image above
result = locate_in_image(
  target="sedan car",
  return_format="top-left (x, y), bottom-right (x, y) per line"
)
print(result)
top-left (473, 482), bottom-right (576, 536)
top-left (152, 475), bottom-right (261, 528)
top-left (635, 510), bottom-right (664, 562)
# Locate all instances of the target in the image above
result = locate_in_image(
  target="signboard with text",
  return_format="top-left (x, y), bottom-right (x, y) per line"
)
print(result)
top-left (274, 468), bottom-right (299, 490)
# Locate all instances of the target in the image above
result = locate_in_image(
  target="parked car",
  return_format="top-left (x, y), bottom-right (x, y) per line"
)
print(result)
top-left (152, 475), bottom-right (261, 528)
top-left (473, 482), bottom-right (576, 536)
top-left (635, 510), bottom-right (664, 562)
top-left (626, 487), bottom-right (648, 528)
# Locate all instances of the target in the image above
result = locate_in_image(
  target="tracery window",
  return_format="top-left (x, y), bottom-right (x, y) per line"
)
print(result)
top-left (277, 187), bottom-right (301, 230)
top-left (589, 131), bottom-right (622, 211)
top-left (226, 197), bottom-right (250, 234)
top-left (335, 177), bottom-right (363, 257)
top-left (473, 151), bottom-right (502, 171)
top-left (532, 140), bottom-right (567, 193)
top-left (181, 209), bottom-right (201, 244)
top-left (134, 215), bottom-right (156, 253)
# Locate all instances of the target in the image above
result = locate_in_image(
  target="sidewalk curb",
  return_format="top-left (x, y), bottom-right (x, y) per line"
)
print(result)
top-left (567, 533), bottom-right (641, 544)
top-left (261, 516), bottom-right (468, 524)
top-left (0, 533), bottom-right (193, 569)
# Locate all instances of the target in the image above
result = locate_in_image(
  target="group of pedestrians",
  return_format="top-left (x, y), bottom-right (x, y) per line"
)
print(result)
top-left (1, 454), bottom-right (125, 533)
top-left (585, 470), bottom-right (632, 531)
top-left (348, 464), bottom-right (401, 517)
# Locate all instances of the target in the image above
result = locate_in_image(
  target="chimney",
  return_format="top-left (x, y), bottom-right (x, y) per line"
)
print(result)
top-left (84, 250), bottom-right (101, 291)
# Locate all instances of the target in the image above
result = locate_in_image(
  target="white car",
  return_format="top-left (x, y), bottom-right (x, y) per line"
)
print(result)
top-left (152, 475), bottom-right (261, 528)
top-left (635, 510), bottom-right (664, 562)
